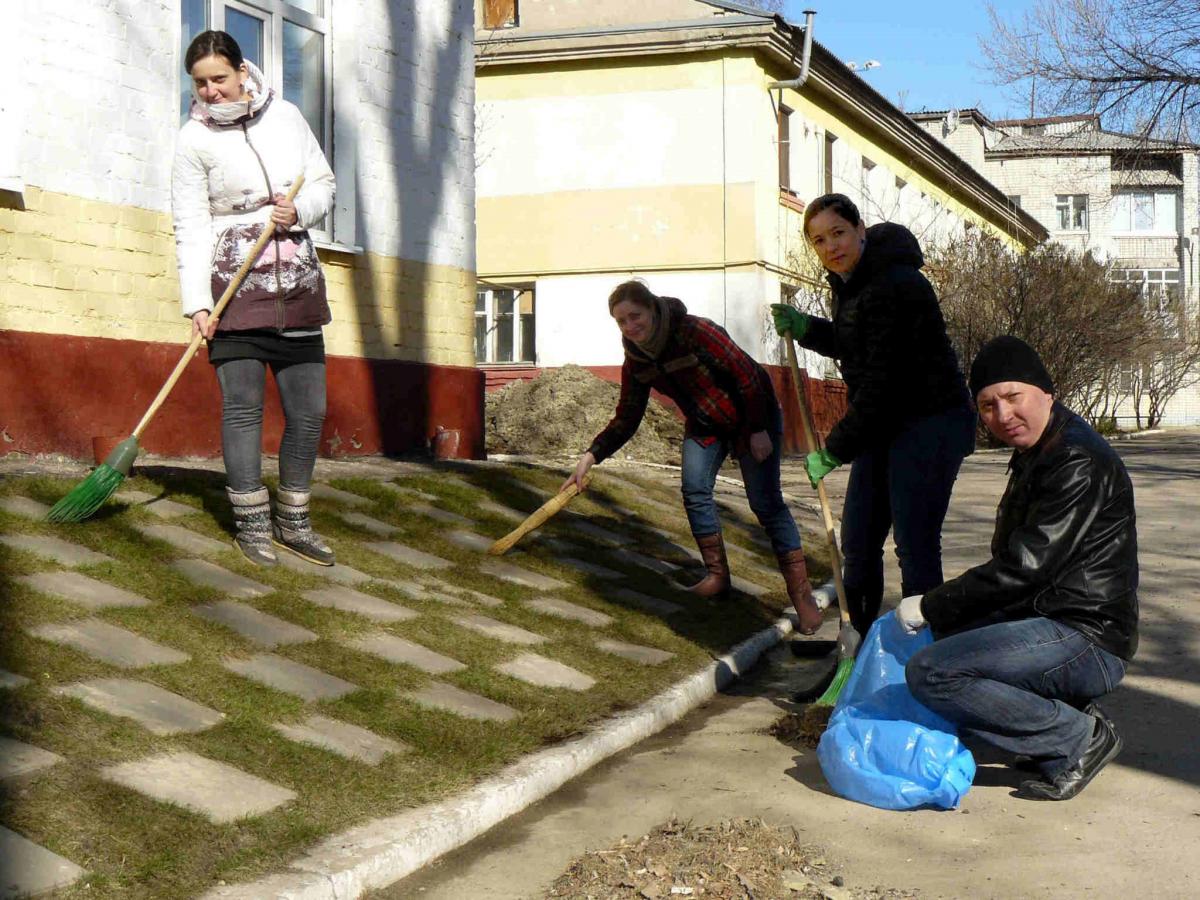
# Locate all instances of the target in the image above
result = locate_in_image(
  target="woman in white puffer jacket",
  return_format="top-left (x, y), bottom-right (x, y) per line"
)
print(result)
top-left (173, 30), bottom-right (337, 568)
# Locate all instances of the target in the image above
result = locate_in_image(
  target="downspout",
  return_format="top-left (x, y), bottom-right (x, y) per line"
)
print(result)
top-left (768, 10), bottom-right (816, 91)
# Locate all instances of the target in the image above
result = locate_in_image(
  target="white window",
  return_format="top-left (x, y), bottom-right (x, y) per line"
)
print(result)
top-left (476, 287), bottom-right (536, 364)
top-left (1111, 191), bottom-right (1180, 234)
top-left (1056, 194), bottom-right (1089, 231)
top-left (181, 1), bottom-right (354, 245)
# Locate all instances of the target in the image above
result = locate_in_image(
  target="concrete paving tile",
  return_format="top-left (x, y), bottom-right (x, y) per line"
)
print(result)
top-left (337, 511), bottom-right (399, 536)
top-left (275, 552), bottom-right (373, 585)
top-left (476, 500), bottom-right (525, 522)
top-left (366, 542), bottom-right (454, 571)
top-left (302, 586), bottom-right (418, 623)
top-left (130, 521), bottom-right (229, 556)
top-left (141, 498), bottom-right (198, 519)
top-left (479, 559), bottom-right (568, 591)
top-left (420, 579), bottom-right (505, 608)
top-left (451, 613), bottom-right (546, 645)
top-left (624, 550), bottom-right (682, 575)
top-left (272, 714), bottom-right (407, 765)
top-left (194, 601), bottom-right (317, 647)
top-left (346, 633), bottom-right (465, 675)
top-left (378, 481), bottom-right (438, 502)
top-left (222, 653), bottom-right (358, 701)
top-left (557, 557), bottom-right (625, 580)
top-left (112, 489), bottom-right (157, 505)
top-left (101, 751), bottom-right (296, 823)
top-left (0, 736), bottom-right (64, 782)
top-left (0, 826), bottom-right (86, 896)
top-left (405, 681), bottom-right (518, 722)
top-left (0, 495), bottom-right (50, 519)
top-left (310, 483), bottom-right (372, 507)
top-left (410, 503), bottom-right (472, 526)
top-left (444, 530), bottom-right (494, 553)
top-left (171, 559), bottom-right (271, 598)
top-left (29, 619), bottom-right (189, 668)
top-left (15, 571), bottom-right (150, 610)
top-left (611, 588), bottom-right (684, 617)
top-left (55, 678), bottom-right (223, 735)
top-left (0, 669), bottom-right (30, 690)
top-left (595, 638), bottom-right (675, 665)
top-left (563, 519), bottom-right (624, 546)
top-left (524, 597), bottom-right (614, 627)
top-left (394, 582), bottom-right (469, 607)
top-left (496, 653), bottom-right (596, 691)
top-left (0, 533), bottom-right (112, 567)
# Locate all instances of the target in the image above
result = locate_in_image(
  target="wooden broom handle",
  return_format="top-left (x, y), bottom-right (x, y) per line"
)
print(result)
top-left (487, 473), bottom-right (592, 555)
top-left (133, 176), bottom-right (306, 438)
top-left (785, 334), bottom-right (851, 627)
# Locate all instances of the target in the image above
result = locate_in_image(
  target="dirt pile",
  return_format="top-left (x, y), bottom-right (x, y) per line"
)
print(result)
top-left (485, 364), bottom-right (684, 464)
top-left (545, 817), bottom-right (916, 899)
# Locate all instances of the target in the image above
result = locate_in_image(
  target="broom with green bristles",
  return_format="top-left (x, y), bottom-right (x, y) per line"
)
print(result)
top-left (47, 176), bottom-right (306, 523)
top-left (785, 334), bottom-right (857, 711)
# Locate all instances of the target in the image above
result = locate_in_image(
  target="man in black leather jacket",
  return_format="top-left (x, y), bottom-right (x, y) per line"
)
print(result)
top-left (900, 336), bottom-right (1138, 801)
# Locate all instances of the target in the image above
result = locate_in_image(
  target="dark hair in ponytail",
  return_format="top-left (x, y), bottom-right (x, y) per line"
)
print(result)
top-left (185, 30), bottom-right (245, 74)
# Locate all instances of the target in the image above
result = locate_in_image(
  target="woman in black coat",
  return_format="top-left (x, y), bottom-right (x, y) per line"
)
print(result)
top-left (772, 193), bottom-right (976, 638)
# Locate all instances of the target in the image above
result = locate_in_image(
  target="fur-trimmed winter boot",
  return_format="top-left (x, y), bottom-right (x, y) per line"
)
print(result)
top-left (777, 548), bottom-right (823, 634)
top-left (227, 486), bottom-right (277, 566)
top-left (272, 488), bottom-right (336, 566)
top-left (688, 533), bottom-right (731, 598)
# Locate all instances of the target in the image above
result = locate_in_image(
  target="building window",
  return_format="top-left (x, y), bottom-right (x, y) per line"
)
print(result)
top-left (1056, 194), bottom-right (1089, 231)
top-left (1111, 191), bottom-right (1179, 233)
top-left (860, 157), bottom-right (876, 218)
top-left (483, 0), bottom-right (519, 28)
top-left (823, 132), bottom-right (837, 194)
top-left (476, 287), bottom-right (536, 364)
top-left (1006, 194), bottom-right (1022, 209)
top-left (778, 104), bottom-right (792, 191)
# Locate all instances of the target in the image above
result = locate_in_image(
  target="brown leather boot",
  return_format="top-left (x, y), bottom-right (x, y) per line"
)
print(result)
top-left (777, 548), bottom-right (823, 634)
top-left (688, 533), bottom-right (730, 598)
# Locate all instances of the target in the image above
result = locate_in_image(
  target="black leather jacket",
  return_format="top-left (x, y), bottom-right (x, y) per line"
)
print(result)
top-left (921, 403), bottom-right (1139, 660)
top-left (797, 222), bottom-right (970, 462)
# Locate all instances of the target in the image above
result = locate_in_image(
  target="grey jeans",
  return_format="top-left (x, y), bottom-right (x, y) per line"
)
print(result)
top-left (214, 359), bottom-right (327, 493)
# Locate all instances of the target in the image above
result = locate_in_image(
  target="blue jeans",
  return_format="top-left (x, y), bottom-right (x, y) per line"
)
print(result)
top-left (214, 359), bottom-right (327, 493)
top-left (680, 406), bottom-right (801, 553)
top-left (906, 616), bottom-right (1126, 776)
top-left (840, 406), bottom-right (976, 635)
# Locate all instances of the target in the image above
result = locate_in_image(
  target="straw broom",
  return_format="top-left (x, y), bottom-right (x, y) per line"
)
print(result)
top-left (47, 177), bottom-right (306, 523)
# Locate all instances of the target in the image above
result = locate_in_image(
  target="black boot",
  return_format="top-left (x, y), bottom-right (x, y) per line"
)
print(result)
top-left (1017, 713), bottom-right (1123, 801)
top-left (272, 488), bottom-right (336, 566)
top-left (228, 487), bottom-right (277, 567)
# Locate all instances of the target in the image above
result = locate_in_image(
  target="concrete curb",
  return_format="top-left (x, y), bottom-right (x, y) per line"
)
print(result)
top-left (204, 613), bottom-right (798, 899)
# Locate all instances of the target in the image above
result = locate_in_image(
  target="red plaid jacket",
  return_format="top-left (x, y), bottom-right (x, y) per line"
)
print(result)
top-left (588, 297), bottom-right (776, 463)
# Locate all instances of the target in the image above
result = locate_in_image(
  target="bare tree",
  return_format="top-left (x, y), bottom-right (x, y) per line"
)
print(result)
top-left (1128, 293), bottom-right (1200, 427)
top-left (983, 0), bottom-right (1200, 139)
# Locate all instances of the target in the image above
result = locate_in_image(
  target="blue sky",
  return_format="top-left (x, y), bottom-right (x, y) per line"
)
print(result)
top-left (780, 1), bottom-right (1041, 119)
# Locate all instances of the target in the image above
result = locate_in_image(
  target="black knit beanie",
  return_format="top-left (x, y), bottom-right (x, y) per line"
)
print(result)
top-left (969, 336), bottom-right (1055, 399)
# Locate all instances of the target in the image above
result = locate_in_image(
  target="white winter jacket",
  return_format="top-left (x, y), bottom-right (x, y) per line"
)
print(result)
top-left (171, 65), bottom-right (335, 320)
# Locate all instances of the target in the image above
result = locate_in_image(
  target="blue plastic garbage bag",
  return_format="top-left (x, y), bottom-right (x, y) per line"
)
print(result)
top-left (816, 612), bottom-right (976, 810)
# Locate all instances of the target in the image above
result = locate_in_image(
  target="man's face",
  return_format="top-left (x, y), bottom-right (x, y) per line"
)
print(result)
top-left (976, 381), bottom-right (1055, 449)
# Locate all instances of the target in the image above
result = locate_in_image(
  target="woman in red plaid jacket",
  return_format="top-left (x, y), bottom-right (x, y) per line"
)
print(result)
top-left (564, 280), bottom-right (823, 633)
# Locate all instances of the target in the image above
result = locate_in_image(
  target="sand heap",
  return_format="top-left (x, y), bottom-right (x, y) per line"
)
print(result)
top-left (485, 364), bottom-right (685, 464)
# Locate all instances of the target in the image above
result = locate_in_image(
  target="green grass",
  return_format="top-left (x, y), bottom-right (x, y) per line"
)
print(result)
top-left (0, 462), bottom-right (829, 898)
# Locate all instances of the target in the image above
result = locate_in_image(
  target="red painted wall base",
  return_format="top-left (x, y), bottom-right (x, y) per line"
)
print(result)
top-left (0, 329), bottom-right (485, 460)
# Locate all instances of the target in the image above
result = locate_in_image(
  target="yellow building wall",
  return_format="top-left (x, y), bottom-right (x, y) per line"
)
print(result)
top-left (0, 187), bottom-right (475, 366)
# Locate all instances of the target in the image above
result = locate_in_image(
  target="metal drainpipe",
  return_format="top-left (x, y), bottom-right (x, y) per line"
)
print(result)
top-left (769, 10), bottom-right (816, 91)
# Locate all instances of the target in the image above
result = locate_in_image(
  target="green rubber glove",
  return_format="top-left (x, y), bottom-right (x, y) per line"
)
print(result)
top-left (804, 448), bottom-right (841, 488)
top-left (770, 303), bottom-right (812, 340)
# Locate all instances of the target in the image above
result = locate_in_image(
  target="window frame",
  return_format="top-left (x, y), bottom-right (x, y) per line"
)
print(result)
top-left (1055, 193), bottom-right (1089, 232)
top-left (482, 0), bottom-right (519, 29)
top-left (777, 104), bottom-right (792, 191)
top-left (475, 286), bottom-right (536, 365)
top-left (1111, 190), bottom-right (1180, 235)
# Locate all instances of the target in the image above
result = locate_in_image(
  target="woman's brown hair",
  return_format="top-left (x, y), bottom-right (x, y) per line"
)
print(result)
top-left (802, 193), bottom-right (862, 238)
top-left (607, 280), bottom-right (657, 313)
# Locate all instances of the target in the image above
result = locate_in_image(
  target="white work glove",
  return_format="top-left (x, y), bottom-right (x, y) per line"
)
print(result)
top-left (898, 594), bottom-right (927, 634)
top-left (836, 623), bottom-right (861, 659)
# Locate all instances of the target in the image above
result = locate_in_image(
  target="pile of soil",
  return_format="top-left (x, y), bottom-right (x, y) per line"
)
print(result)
top-left (485, 364), bottom-right (685, 464)
top-left (770, 706), bottom-right (834, 750)
top-left (545, 817), bottom-right (915, 899)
